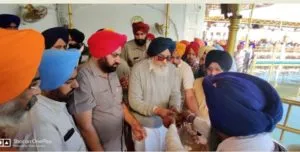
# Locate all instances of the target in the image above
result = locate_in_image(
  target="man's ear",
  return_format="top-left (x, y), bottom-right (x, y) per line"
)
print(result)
top-left (79, 45), bottom-right (84, 53)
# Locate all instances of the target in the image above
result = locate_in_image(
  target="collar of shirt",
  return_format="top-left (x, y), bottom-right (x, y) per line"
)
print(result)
top-left (176, 59), bottom-right (183, 68)
top-left (37, 95), bottom-right (67, 111)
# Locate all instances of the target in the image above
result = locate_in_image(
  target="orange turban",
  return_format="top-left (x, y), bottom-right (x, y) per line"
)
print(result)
top-left (0, 29), bottom-right (44, 104)
top-left (199, 46), bottom-right (216, 58)
top-left (103, 28), bottom-right (114, 32)
top-left (174, 42), bottom-right (186, 57)
top-left (179, 40), bottom-right (190, 46)
top-left (194, 38), bottom-right (205, 48)
top-left (97, 28), bottom-right (115, 32)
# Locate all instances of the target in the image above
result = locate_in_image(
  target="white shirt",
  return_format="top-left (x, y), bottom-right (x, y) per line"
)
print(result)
top-left (176, 60), bottom-right (194, 90)
top-left (217, 133), bottom-right (274, 151)
top-left (14, 95), bottom-right (86, 151)
top-left (166, 117), bottom-right (275, 151)
top-left (192, 117), bottom-right (274, 151)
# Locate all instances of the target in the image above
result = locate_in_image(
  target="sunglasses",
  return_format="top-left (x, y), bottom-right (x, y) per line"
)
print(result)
top-left (156, 54), bottom-right (171, 61)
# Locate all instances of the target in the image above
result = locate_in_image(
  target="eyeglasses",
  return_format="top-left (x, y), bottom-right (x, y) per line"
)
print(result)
top-left (156, 54), bottom-right (171, 61)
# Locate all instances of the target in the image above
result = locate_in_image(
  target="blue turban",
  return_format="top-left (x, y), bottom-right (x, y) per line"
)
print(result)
top-left (0, 14), bottom-right (20, 29)
top-left (147, 37), bottom-right (175, 57)
top-left (42, 27), bottom-right (69, 49)
top-left (39, 49), bottom-right (80, 91)
top-left (203, 72), bottom-right (283, 136)
top-left (213, 44), bottom-right (224, 51)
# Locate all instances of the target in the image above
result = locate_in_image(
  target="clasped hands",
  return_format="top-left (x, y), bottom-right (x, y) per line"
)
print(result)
top-left (154, 107), bottom-right (196, 128)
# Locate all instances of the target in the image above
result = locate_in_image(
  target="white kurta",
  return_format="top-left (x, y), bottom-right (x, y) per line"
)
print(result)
top-left (165, 124), bottom-right (186, 151)
top-left (134, 125), bottom-right (168, 151)
top-left (14, 95), bottom-right (86, 151)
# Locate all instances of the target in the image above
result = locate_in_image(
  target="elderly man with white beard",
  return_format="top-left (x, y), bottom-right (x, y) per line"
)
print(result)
top-left (129, 37), bottom-right (182, 151)
top-left (0, 28), bottom-right (44, 150)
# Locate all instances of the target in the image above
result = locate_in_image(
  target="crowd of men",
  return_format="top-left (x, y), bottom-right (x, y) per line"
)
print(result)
top-left (0, 13), bottom-right (286, 151)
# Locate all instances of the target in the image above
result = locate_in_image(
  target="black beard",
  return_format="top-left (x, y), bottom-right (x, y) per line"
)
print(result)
top-left (49, 89), bottom-right (74, 102)
top-left (98, 58), bottom-right (118, 73)
top-left (134, 38), bottom-right (147, 46)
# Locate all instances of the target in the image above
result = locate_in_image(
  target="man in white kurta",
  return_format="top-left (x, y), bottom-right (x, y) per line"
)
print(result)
top-left (171, 42), bottom-right (199, 115)
top-left (14, 95), bottom-right (86, 151)
top-left (13, 50), bottom-right (86, 151)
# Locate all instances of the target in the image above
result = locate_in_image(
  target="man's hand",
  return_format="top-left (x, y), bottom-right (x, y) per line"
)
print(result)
top-left (181, 110), bottom-right (196, 123)
top-left (169, 106), bottom-right (185, 128)
top-left (154, 107), bottom-right (175, 119)
top-left (162, 114), bottom-right (175, 128)
top-left (131, 123), bottom-right (147, 141)
top-left (120, 75), bottom-right (129, 90)
top-left (169, 106), bottom-right (180, 113)
top-left (154, 107), bottom-right (176, 128)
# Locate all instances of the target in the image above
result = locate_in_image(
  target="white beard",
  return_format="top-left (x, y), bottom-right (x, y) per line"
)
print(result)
top-left (152, 64), bottom-right (169, 77)
top-left (0, 101), bottom-right (28, 138)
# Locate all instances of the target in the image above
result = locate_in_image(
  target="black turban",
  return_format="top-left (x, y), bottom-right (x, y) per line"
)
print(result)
top-left (147, 37), bottom-right (175, 57)
top-left (205, 50), bottom-right (233, 71)
top-left (0, 14), bottom-right (20, 29)
top-left (42, 27), bottom-right (69, 49)
top-left (68, 28), bottom-right (85, 43)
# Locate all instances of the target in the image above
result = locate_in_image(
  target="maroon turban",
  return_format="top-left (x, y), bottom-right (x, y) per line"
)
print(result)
top-left (132, 22), bottom-right (149, 35)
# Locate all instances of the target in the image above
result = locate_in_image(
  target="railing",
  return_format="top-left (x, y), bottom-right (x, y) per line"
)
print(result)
top-left (248, 57), bottom-right (300, 85)
top-left (249, 59), bottom-right (300, 143)
top-left (205, 16), bottom-right (300, 28)
top-left (277, 98), bottom-right (300, 142)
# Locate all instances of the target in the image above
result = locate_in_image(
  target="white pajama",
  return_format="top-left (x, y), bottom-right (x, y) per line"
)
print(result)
top-left (134, 125), bottom-right (168, 151)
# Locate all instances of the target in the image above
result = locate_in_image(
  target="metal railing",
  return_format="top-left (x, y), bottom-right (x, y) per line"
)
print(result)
top-left (241, 49), bottom-right (300, 143)
top-left (277, 98), bottom-right (300, 142)
top-left (249, 59), bottom-right (300, 142)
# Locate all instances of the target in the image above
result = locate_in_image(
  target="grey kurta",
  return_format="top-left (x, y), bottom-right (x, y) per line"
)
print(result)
top-left (128, 59), bottom-right (181, 128)
top-left (68, 60), bottom-right (125, 151)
